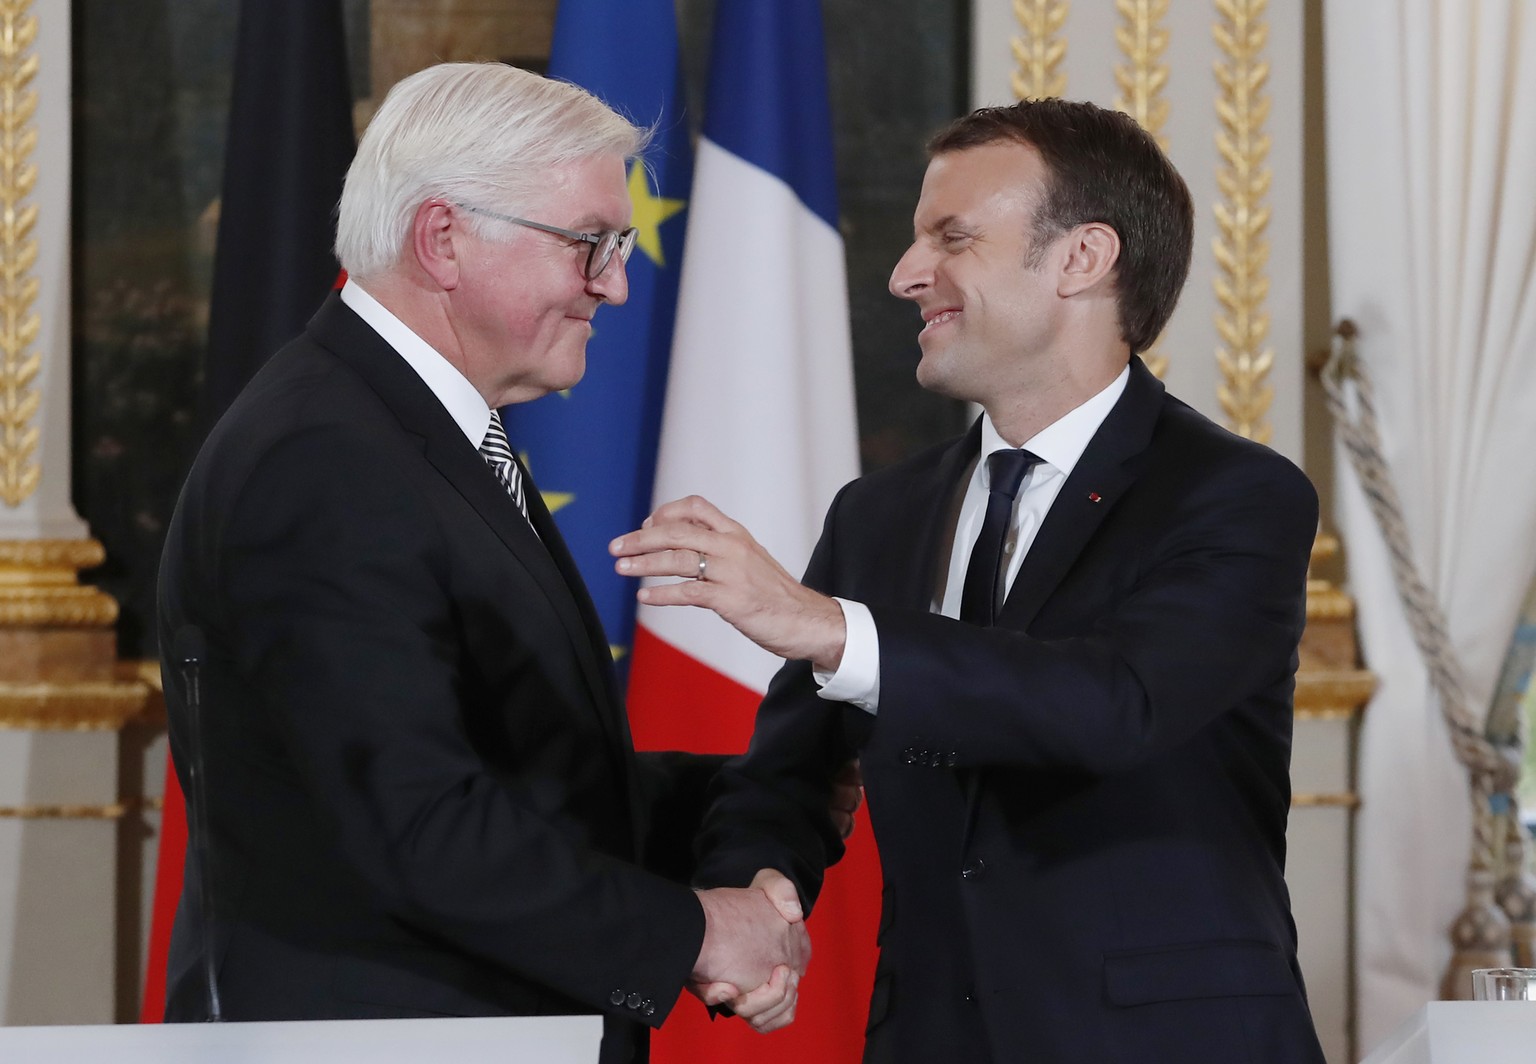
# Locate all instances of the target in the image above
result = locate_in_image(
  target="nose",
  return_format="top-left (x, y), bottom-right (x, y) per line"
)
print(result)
top-left (888, 242), bottom-right (931, 301)
top-left (588, 254), bottom-right (629, 306)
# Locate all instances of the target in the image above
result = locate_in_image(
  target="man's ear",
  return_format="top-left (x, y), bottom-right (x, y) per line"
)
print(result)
top-left (412, 200), bottom-right (461, 291)
top-left (1057, 221), bottom-right (1120, 298)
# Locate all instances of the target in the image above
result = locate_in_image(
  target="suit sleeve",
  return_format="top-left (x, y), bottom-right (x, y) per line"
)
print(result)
top-left (218, 424), bottom-right (703, 1024)
top-left (867, 449), bottom-right (1318, 775)
top-left (634, 751), bottom-right (730, 882)
top-left (692, 489), bottom-right (861, 910)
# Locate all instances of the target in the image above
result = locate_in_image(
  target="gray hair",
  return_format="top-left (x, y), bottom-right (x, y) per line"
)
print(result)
top-left (336, 62), bottom-right (647, 279)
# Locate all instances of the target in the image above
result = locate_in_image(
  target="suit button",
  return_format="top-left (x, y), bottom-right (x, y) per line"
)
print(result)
top-left (946, 751), bottom-right (959, 767)
top-left (626, 992), bottom-right (643, 1009)
top-left (928, 751), bottom-right (944, 768)
top-left (643, 1002), bottom-right (657, 1017)
top-left (903, 747), bottom-right (918, 764)
top-left (961, 859), bottom-right (986, 880)
top-left (609, 989), bottom-right (626, 1006)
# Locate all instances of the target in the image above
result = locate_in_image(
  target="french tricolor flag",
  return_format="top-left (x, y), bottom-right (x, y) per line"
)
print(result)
top-left (624, 0), bottom-right (873, 1060)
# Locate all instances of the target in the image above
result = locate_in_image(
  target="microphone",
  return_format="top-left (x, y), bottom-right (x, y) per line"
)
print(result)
top-left (174, 625), bottom-right (222, 1022)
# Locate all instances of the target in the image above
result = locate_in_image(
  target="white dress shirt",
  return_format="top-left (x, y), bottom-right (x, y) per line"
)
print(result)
top-left (340, 279), bottom-right (491, 448)
top-left (816, 365), bottom-right (1130, 713)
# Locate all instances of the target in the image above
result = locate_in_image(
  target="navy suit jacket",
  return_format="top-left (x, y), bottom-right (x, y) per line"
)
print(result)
top-left (695, 358), bottom-right (1327, 1063)
top-left (158, 294), bottom-right (707, 1063)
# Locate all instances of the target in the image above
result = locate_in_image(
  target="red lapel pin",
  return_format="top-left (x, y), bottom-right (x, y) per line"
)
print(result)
top-left (1087, 492), bottom-right (1102, 503)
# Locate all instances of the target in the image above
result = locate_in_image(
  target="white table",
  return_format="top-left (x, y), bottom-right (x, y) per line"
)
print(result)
top-left (1361, 1001), bottom-right (1536, 1064)
top-left (0, 1014), bottom-right (603, 1063)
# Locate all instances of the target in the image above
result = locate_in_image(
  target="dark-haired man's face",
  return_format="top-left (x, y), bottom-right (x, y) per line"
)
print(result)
top-left (888, 143), bottom-right (1067, 409)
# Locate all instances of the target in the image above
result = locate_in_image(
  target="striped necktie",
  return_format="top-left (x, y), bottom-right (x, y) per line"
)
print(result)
top-left (479, 410), bottom-right (529, 520)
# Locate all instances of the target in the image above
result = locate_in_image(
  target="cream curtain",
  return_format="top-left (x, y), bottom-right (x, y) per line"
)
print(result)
top-left (1324, 0), bottom-right (1536, 1048)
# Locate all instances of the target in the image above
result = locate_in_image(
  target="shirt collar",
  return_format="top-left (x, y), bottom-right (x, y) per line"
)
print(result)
top-left (979, 364), bottom-right (1131, 482)
top-left (340, 278), bottom-right (492, 448)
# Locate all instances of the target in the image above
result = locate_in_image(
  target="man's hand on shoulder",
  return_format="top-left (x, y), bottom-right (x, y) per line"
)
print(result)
top-left (610, 496), bottom-right (846, 670)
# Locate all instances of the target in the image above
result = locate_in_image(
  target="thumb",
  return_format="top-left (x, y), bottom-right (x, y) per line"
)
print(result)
top-left (752, 868), bottom-right (804, 922)
top-left (698, 981), bottom-right (740, 1008)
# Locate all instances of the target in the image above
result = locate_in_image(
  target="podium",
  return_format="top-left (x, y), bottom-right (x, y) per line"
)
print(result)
top-left (1361, 1002), bottom-right (1536, 1064)
top-left (0, 1014), bottom-right (603, 1063)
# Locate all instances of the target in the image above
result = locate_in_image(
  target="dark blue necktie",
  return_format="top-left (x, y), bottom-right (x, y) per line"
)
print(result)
top-left (960, 448), bottom-right (1041, 625)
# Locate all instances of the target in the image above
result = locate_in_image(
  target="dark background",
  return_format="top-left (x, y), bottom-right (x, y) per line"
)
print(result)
top-left (70, 0), bottom-right (970, 658)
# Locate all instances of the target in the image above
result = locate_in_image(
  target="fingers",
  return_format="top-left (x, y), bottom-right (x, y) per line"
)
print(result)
top-left (644, 495), bottom-right (735, 532)
top-left (618, 496), bottom-right (735, 548)
top-left (730, 965), bottom-right (800, 1033)
top-left (787, 918), bottom-right (813, 973)
top-left (750, 868), bottom-right (804, 923)
top-left (686, 980), bottom-right (742, 1008)
top-left (613, 543), bottom-right (712, 582)
top-left (829, 758), bottom-right (864, 840)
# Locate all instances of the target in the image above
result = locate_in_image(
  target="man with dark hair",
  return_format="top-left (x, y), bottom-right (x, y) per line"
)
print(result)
top-left (613, 98), bottom-right (1326, 1063)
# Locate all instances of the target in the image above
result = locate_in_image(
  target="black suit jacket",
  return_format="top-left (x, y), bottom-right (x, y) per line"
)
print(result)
top-left (695, 359), bottom-right (1327, 1063)
top-left (158, 295), bottom-right (705, 1063)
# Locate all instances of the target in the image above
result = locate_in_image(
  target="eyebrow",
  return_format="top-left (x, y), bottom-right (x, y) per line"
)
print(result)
top-left (571, 211), bottom-right (629, 232)
top-left (917, 213), bottom-right (976, 238)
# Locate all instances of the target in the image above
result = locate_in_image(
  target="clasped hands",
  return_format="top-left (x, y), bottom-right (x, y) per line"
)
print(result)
top-left (692, 869), bottom-right (811, 1033)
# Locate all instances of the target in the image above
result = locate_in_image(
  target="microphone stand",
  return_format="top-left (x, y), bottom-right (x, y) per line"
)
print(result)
top-left (176, 627), bottom-right (222, 1022)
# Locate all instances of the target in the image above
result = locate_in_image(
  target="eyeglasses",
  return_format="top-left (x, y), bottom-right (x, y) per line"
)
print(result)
top-left (454, 202), bottom-right (638, 281)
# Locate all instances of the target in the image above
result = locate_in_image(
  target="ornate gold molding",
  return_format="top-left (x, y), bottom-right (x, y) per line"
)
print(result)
top-left (0, 802), bottom-right (127, 819)
top-left (1011, 0), bottom-right (1069, 101)
top-left (0, 586), bottom-right (117, 626)
top-left (0, 0), bottom-right (41, 507)
top-left (1113, 0), bottom-right (1170, 148)
top-left (0, 537), bottom-right (118, 626)
top-left (1291, 793), bottom-right (1360, 809)
top-left (1294, 707), bottom-right (1361, 723)
top-left (0, 679), bottom-right (149, 730)
top-left (1294, 668), bottom-right (1376, 716)
top-left (1114, 0), bottom-right (1171, 378)
top-left (0, 538), bottom-right (105, 570)
top-left (1211, 0), bottom-right (1273, 442)
top-left (1306, 581), bottom-right (1355, 622)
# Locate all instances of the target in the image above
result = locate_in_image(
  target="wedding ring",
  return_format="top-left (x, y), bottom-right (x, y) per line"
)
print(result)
top-left (696, 552), bottom-right (708, 581)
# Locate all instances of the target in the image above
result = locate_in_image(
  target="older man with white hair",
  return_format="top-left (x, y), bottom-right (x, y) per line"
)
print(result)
top-left (157, 62), bottom-right (808, 1062)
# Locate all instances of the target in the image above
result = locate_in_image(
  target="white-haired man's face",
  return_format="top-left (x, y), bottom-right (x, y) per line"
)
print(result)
top-left (447, 152), bottom-right (632, 407)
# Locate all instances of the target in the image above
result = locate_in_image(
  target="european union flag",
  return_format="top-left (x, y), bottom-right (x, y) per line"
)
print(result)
top-left (502, 0), bottom-right (691, 686)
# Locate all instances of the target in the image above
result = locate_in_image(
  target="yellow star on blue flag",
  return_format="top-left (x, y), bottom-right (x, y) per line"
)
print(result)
top-left (628, 163), bottom-right (686, 267)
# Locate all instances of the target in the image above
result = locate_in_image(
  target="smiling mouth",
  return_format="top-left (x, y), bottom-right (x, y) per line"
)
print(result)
top-left (922, 309), bottom-right (960, 331)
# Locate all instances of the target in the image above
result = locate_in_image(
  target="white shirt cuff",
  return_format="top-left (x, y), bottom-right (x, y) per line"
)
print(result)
top-left (812, 598), bottom-right (880, 714)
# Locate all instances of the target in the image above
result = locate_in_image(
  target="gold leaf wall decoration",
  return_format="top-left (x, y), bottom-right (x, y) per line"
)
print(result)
top-left (1114, 0), bottom-right (1172, 379)
top-left (1011, 0), bottom-right (1069, 101)
top-left (1211, 0), bottom-right (1274, 442)
top-left (0, 0), bottom-right (41, 506)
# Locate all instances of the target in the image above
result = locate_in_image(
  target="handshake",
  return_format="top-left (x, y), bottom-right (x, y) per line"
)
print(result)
top-left (691, 869), bottom-right (813, 1034)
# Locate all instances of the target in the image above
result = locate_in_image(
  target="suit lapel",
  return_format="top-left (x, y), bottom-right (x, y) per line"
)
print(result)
top-left (890, 421), bottom-right (983, 610)
top-left (306, 296), bottom-right (626, 752)
top-left (997, 357), bottom-right (1166, 631)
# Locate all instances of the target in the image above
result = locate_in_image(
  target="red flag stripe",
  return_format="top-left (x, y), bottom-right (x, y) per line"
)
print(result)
top-left (139, 758), bottom-right (187, 1022)
top-left (629, 625), bottom-right (881, 1063)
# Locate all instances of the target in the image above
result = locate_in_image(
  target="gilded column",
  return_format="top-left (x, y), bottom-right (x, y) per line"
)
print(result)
top-left (1011, 0), bottom-right (1068, 100)
top-left (0, 2), bottom-right (148, 1025)
top-left (1113, 0), bottom-right (1171, 378)
top-left (1211, 0), bottom-right (1273, 442)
